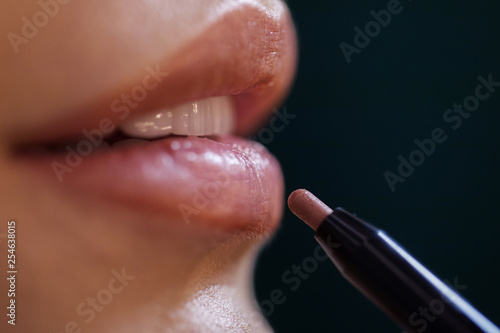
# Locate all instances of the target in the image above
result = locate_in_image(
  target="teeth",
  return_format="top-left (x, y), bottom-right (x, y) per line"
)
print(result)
top-left (119, 96), bottom-right (234, 139)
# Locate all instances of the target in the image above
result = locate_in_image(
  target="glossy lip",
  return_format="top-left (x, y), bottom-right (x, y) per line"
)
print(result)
top-left (19, 135), bottom-right (285, 230)
top-left (12, 3), bottom-right (297, 233)
top-left (11, 2), bottom-right (297, 145)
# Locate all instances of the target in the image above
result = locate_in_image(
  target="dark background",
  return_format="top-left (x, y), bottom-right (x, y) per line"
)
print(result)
top-left (254, 0), bottom-right (500, 332)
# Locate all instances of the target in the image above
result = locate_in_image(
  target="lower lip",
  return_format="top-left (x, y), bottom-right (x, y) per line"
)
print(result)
top-left (15, 135), bottom-right (284, 231)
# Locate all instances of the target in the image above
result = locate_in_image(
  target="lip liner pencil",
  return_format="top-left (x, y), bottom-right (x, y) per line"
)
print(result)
top-left (288, 189), bottom-right (500, 333)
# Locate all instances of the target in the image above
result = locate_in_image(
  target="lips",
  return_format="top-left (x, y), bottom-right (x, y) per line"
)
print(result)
top-left (12, 1), bottom-right (297, 233)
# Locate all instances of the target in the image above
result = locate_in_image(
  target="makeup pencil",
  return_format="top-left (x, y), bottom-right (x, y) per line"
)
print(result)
top-left (288, 189), bottom-right (500, 333)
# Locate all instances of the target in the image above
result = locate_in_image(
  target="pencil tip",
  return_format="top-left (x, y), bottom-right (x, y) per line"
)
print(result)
top-left (288, 189), bottom-right (333, 231)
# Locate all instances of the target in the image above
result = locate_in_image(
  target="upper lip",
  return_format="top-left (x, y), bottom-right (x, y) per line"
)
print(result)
top-left (12, 2), bottom-right (297, 147)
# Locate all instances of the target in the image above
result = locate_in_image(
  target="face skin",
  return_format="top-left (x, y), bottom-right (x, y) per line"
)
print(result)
top-left (0, 0), bottom-right (296, 332)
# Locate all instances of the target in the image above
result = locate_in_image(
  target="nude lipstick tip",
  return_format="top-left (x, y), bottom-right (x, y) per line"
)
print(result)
top-left (288, 189), bottom-right (333, 231)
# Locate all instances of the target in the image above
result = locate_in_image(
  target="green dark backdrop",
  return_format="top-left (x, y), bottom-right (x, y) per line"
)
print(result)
top-left (254, 1), bottom-right (500, 332)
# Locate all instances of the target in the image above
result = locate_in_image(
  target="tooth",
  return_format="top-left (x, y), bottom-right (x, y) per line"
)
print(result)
top-left (119, 96), bottom-right (234, 139)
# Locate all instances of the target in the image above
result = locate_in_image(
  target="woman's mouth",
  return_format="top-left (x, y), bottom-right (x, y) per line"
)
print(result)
top-left (10, 1), bottom-right (297, 233)
top-left (17, 96), bottom-right (285, 231)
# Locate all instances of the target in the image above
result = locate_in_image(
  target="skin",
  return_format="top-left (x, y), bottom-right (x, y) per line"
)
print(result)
top-left (0, 0), bottom-right (296, 332)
